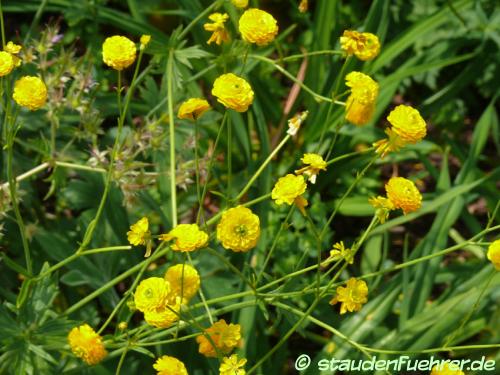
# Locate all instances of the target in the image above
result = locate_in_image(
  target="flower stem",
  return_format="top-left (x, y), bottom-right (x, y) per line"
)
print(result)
top-left (167, 49), bottom-right (177, 227)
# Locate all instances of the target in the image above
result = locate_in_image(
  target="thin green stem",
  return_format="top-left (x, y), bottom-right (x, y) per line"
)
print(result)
top-left (167, 49), bottom-right (178, 227)
top-left (0, 0), bottom-right (6, 47)
top-left (227, 114), bottom-right (232, 198)
top-left (194, 120), bottom-right (202, 212)
top-left (281, 50), bottom-right (343, 62)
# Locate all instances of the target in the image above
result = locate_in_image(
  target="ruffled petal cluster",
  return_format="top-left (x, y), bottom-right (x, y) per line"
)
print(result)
top-left (238, 9), bottom-right (279, 46)
top-left (160, 223), bottom-right (208, 252)
top-left (272, 174), bottom-right (307, 205)
top-left (217, 206), bottom-right (260, 252)
top-left (13, 76), bottom-right (47, 111)
top-left (487, 239), bottom-right (500, 270)
top-left (196, 319), bottom-right (241, 358)
top-left (344, 71), bottom-right (379, 126)
top-left (153, 355), bottom-right (188, 375)
top-left (165, 264), bottom-right (201, 302)
top-left (212, 73), bottom-right (254, 112)
top-left (178, 98), bottom-right (211, 120)
top-left (385, 177), bottom-right (422, 215)
top-left (68, 324), bottom-right (107, 365)
top-left (134, 277), bottom-right (170, 313)
top-left (102, 35), bottom-right (136, 70)
top-left (329, 278), bottom-right (368, 314)
top-left (220, 354), bottom-right (247, 375)
top-left (340, 30), bottom-right (380, 61)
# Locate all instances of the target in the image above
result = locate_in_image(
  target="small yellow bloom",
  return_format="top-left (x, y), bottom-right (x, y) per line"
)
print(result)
top-left (368, 196), bottom-right (395, 223)
top-left (134, 277), bottom-right (170, 313)
top-left (239, 8), bottom-right (279, 46)
top-left (220, 354), bottom-right (247, 375)
top-left (287, 111), bottom-right (309, 136)
top-left (487, 239), bottom-right (500, 270)
top-left (387, 104), bottom-right (427, 144)
top-left (160, 223), bottom-right (208, 252)
top-left (5, 41), bottom-right (22, 67)
top-left (329, 278), bottom-right (368, 314)
top-left (102, 35), bottom-right (136, 70)
top-left (329, 241), bottom-right (354, 264)
top-left (295, 153), bottom-right (327, 184)
top-left (140, 35), bottom-right (151, 51)
top-left (212, 73), bottom-right (254, 112)
top-left (272, 174), bottom-right (307, 206)
top-left (68, 324), bottom-right (107, 365)
top-left (127, 217), bottom-right (150, 246)
top-left (196, 319), bottom-right (241, 358)
top-left (299, 0), bottom-right (309, 13)
top-left (231, 0), bottom-right (249, 8)
top-left (217, 206), bottom-right (260, 252)
top-left (12, 76), bottom-right (47, 110)
top-left (385, 177), bottom-right (422, 215)
top-left (118, 322), bottom-right (128, 330)
top-left (153, 355), bottom-right (188, 375)
top-left (340, 30), bottom-right (380, 61)
top-left (0, 51), bottom-right (14, 76)
top-left (430, 363), bottom-right (465, 375)
top-left (178, 98), bottom-right (211, 120)
top-left (204, 13), bottom-right (230, 45)
top-left (144, 297), bottom-right (181, 328)
top-left (165, 264), bottom-right (200, 302)
top-left (344, 71), bottom-right (379, 126)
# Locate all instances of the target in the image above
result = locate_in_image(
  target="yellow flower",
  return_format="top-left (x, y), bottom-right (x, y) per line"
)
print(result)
top-left (144, 297), bottom-right (181, 328)
top-left (295, 153), bottom-right (327, 184)
top-left (118, 322), bottom-right (128, 330)
top-left (68, 324), bottom-right (107, 365)
top-left (287, 111), bottom-right (309, 136)
top-left (430, 363), bottom-right (465, 375)
top-left (231, 0), bottom-right (249, 8)
top-left (196, 319), bottom-right (241, 358)
top-left (340, 30), bottom-right (380, 61)
top-left (5, 41), bottom-right (22, 67)
top-left (272, 174), bottom-right (307, 206)
top-left (329, 241), bottom-right (354, 264)
top-left (212, 73), bottom-right (254, 112)
top-left (204, 13), bottom-right (230, 45)
top-left (165, 264), bottom-right (200, 302)
top-left (387, 105), bottom-right (427, 144)
top-left (298, 0), bottom-right (308, 13)
top-left (178, 98), bottom-right (211, 120)
top-left (385, 177), bottom-right (422, 215)
top-left (127, 217), bottom-right (150, 246)
top-left (153, 355), bottom-right (188, 375)
top-left (0, 51), bottom-right (14, 76)
top-left (12, 76), bottom-right (47, 111)
top-left (217, 206), bottom-right (260, 252)
top-left (487, 239), bottom-right (500, 270)
top-left (160, 223), bottom-right (208, 252)
top-left (134, 277), bottom-right (170, 313)
top-left (344, 71), bottom-right (379, 126)
top-left (368, 196), bottom-right (395, 223)
top-left (220, 354), bottom-right (247, 375)
top-left (102, 35), bottom-right (136, 70)
top-left (239, 8), bottom-right (279, 46)
top-left (140, 35), bottom-right (151, 50)
top-left (329, 278), bottom-right (368, 314)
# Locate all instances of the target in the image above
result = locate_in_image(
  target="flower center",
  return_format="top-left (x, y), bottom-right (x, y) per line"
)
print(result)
top-left (234, 224), bottom-right (248, 237)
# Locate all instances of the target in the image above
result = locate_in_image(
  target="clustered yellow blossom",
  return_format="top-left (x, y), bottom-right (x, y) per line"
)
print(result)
top-left (373, 105), bottom-right (427, 157)
top-left (134, 277), bottom-right (170, 313)
top-left (345, 71), bottom-right (379, 126)
top-left (102, 35), bottom-right (136, 70)
top-left (340, 30), bottom-right (380, 61)
top-left (287, 110), bottom-right (308, 136)
top-left (220, 354), bottom-right (247, 375)
top-left (67, 324), bottom-right (107, 365)
top-left (140, 34), bottom-right (151, 50)
top-left (369, 177), bottom-right (422, 222)
top-left (239, 9), bottom-right (279, 46)
top-left (299, 0), bottom-right (309, 13)
top-left (178, 98), bottom-right (211, 120)
top-left (160, 223), bottom-right (209, 252)
top-left (329, 241), bottom-right (354, 264)
top-left (212, 73), bottom-right (254, 112)
top-left (430, 363), bottom-right (465, 375)
top-left (204, 13), bottom-right (230, 45)
top-left (13, 76), bottom-right (48, 111)
top-left (329, 278), bottom-right (368, 314)
top-left (127, 217), bottom-right (153, 256)
top-left (487, 239), bottom-right (500, 270)
top-left (217, 206), bottom-right (260, 252)
top-left (272, 174), bottom-right (308, 214)
top-left (5, 41), bottom-right (22, 67)
top-left (144, 297), bottom-right (182, 328)
top-left (153, 355), bottom-right (188, 375)
top-left (196, 319), bottom-right (241, 358)
top-left (0, 51), bottom-right (14, 77)
top-left (165, 264), bottom-right (200, 302)
top-left (295, 153), bottom-right (327, 184)
top-left (232, 0), bottom-right (249, 8)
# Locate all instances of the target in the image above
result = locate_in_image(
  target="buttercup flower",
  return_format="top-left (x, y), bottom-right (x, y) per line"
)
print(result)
top-left (0, 51), bottom-right (14, 76)
top-left (329, 241), bottom-right (354, 264)
top-left (295, 153), bottom-right (327, 184)
top-left (487, 239), bottom-right (500, 270)
top-left (340, 30), bottom-right (380, 61)
top-left (299, 0), bottom-right (308, 13)
top-left (430, 363), bottom-right (464, 375)
top-left (368, 196), bottom-right (395, 223)
top-left (212, 73), bottom-right (254, 112)
top-left (217, 206), bottom-right (260, 252)
top-left (165, 264), bottom-right (200, 302)
top-left (12, 76), bottom-right (47, 110)
top-left (287, 111), bottom-right (309, 136)
top-left (144, 297), bottom-right (181, 328)
top-left (272, 174), bottom-right (307, 205)
top-left (345, 71), bottom-right (379, 126)
top-left (127, 217), bottom-right (152, 256)
top-left (196, 319), bottom-right (241, 358)
top-left (68, 324), bottom-right (107, 365)
top-left (239, 9), bottom-right (279, 46)
top-left (153, 355), bottom-right (188, 375)
top-left (160, 223), bottom-right (208, 252)
top-left (134, 277), bottom-right (170, 313)
top-left (178, 98), bottom-right (211, 120)
top-left (385, 177), bottom-right (422, 215)
top-left (140, 34), bottom-right (151, 50)
top-left (232, 0), bottom-right (249, 8)
top-left (102, 35), bottom-right (136, 70)
top-left (5, 41), bottom-right (22, 67)
top-left (329, 278), bottom-right (368, 314)
top-left (220, 354), bottom-right (247, 375)
top-left (204, 13), bottom-right (230, 45)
